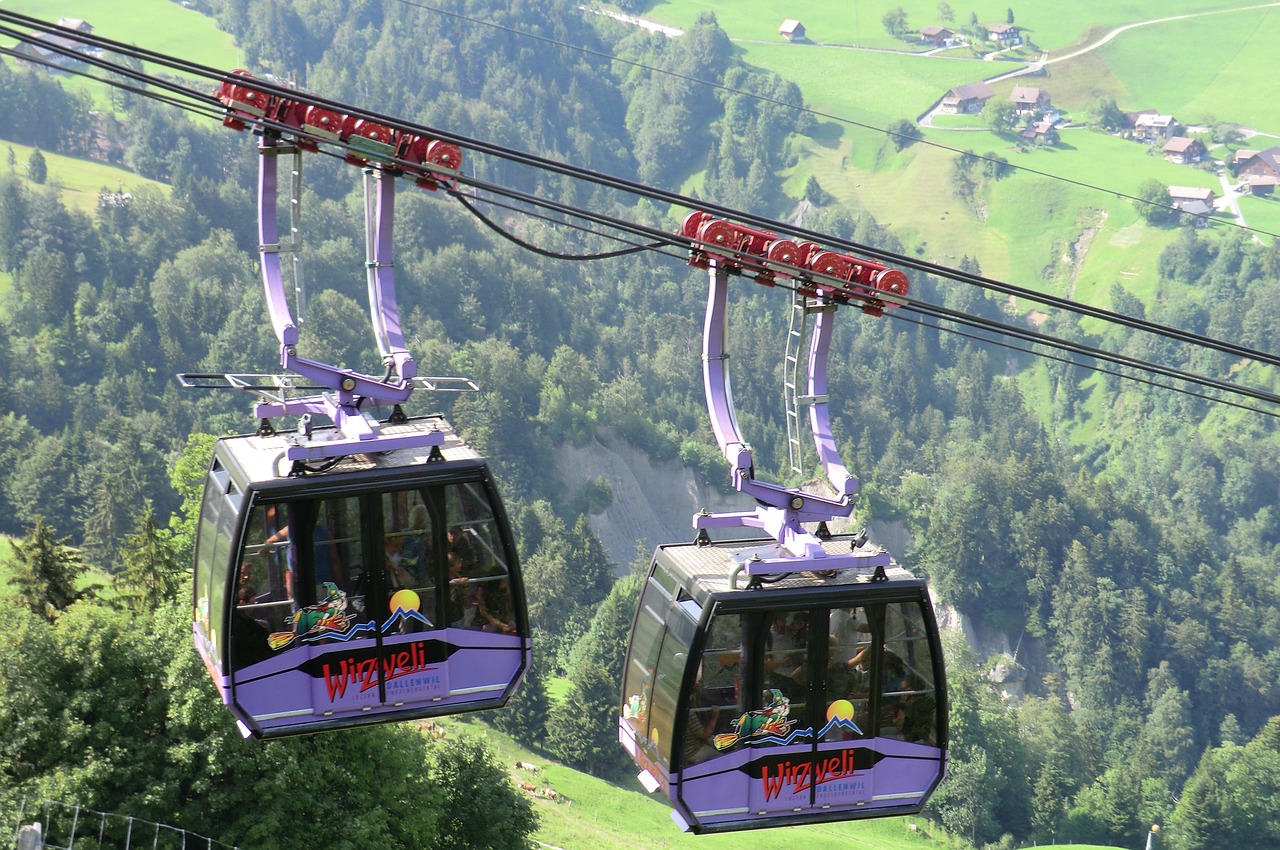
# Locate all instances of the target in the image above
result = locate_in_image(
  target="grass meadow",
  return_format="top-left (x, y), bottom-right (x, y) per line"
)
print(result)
top-left (642, 0), bottom-right (1263, 53)
top-left (1, 0), bottom-right (237, 69)
top-left (791, 120), bottom-right (1210, 290)
top-left (1062, 5), bottom-right (1280, 130)
top-left (1237, 192), bottom-right (1280, 238)
top-left (1, 0), bottom-right (238, 110)
top-left (738, 42), bottom-right (991, 124)
top-left (0, 536), bottom-right (13, 598)
top-left (427, 716), bottom-right (1126, 850)
top-left (2, 139), bottom-right (169, 213)
top-left (649, 0), bottom-right (1280, 331)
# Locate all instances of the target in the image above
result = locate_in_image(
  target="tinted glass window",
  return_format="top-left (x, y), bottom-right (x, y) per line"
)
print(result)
top-left (444, 482), bottom-right (513, 632)
top-left (622, 571), bottom-right (672, 745)
top-left (231, 503), bottom-right (294, 669)
top-left (822, 605), bottom-right (872, 742)
top-left (193, 470), bottom-right (225, 648)
top-left (207, 481), bottom-right (239, 665)
top-left (881, 601), bottom-right (938, 745)
top-left (684, 611), bottom-right (742, 766)
top-left (383, 489), bottom-right (437, 631)
top-left (650, 596), bottom-right (695, 767)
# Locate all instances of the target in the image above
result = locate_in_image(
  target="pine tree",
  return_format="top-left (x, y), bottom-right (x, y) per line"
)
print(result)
top-left (544, 576), bottom-right (639, 778)
top-left (546, 660), bottom-right (627, 779)
top-left (80, 438), bottom-right (146, 571)
top-left (569, 515), bottom-right (615, 611)
top-left (26, 148), bottom-right (47, 184)
top-left (1030, 761), bottom-right (1067, 842)
top-left (1168, 747), bottom-right (1235, 850)
top-left (491, 655), bottom-right (549, 742)
top-left (115, 504), bottom-right (188, 611)
top-left (8, 517), bottom-right (95, 621)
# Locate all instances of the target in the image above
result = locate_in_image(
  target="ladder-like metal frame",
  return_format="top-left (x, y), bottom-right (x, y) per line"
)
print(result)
top-left (785, 289), bottom-right (813, 476)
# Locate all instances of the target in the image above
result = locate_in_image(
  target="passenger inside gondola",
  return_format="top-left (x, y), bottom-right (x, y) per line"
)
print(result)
top-left (266, 514), bottom-right (348, 603)
top-left (232, 504), bottom-right (296, 663)
top-left (385, 533), bottom-right (408, 586)
top-left (476, 576), bottom-right (517, 633)
top-left (888, 674), bottom-right (937, 745)
top-left (763, 612), bottom-right (807, 700)
top-left (398, 504), bottom-right (433, 585)
top-left (683, 667), bottom-right (722, 766)
top-left (446, 524), bottom-right (479, 573)
top-left (447, 551), bottom-right (479, 627)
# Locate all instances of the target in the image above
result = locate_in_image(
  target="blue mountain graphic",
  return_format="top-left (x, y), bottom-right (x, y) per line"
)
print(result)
top-left (382, 607), bottom-right (435, 632)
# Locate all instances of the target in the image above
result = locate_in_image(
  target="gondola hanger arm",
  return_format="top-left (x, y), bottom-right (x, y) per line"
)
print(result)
top-left (685, 213), bottom-right (908, 574)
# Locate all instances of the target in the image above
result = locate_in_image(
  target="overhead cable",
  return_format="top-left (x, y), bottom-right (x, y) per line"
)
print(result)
top-left (2, 10), bottom-right (1277, 414)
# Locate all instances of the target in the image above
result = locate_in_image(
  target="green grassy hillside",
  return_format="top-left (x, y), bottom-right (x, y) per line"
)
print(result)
top-left (790, 124), bottom-right (1191, 290)
top-left (646, 0), bottom-right (1258, 53)
top-left (0, 0), bottom-right (237, 70)
top-left (0, 536), bottom-right (13, 597)
top-left (0, 0), bottom-right (238, 112)
top-left (1, 139), bottom-right (169, 212)
top-left (737, 43), bottom-right (991, 124)
top-left (650, 0), bottom-right (1278, 328)
top-left (433, 716), bottom-right (1125, 850)
top-left (1084, 7), bottom-right (1280, 128)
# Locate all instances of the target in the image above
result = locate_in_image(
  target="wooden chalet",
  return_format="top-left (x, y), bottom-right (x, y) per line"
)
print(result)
top-left (1018, 121), bottom-right (1058, 145)
top-left (779, 20), bottom-right (806, 42)
top-left (1168, 186), bottom-right (1218, 206)
top-left (940, 81), bottom-right (995, 114)
top-left (920, 26), bottom-right (955, 46)
top-left (10, 29), bottom-right (98, 70)
top-left (1131, 112), bottom-right (1179, 143)
top-left (1009, 86), bottom-right (1050, 115)
top-left (1163, 136), bottom-right (1206, 164)
top-left (1238, 147), bottom-right (1280, 195)
top-left (986, 23), bottom-right (1021, 44)
top-left (1238, 146), bottom-right (1280, 180)
top-left (1167, 186), bottom-right (1216, 227)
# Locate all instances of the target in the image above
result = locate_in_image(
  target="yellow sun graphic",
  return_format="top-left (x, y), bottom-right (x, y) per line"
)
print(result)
top-left (827, 699), bottom-right (855, 723)
top-left (389, 588), bottom-right (421, 614)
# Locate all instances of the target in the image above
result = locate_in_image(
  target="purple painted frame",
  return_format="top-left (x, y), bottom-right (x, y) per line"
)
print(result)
top-left (212, 625), bottom-right (526, 738)
top-left (621, 717), bottom-right (944, 833)
top-left (254, 133), bottom-right (437, 461)
top-left (694, 260), bottom-right (888, 575)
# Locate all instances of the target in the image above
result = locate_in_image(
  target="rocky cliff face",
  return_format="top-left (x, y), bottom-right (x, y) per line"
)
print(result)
top-left (554, 434), bottom-right (1047, 693)
top-left (553, 432), bottom-right (749, 574)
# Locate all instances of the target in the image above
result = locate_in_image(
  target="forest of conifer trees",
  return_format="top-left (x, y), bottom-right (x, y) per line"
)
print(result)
top-left (2, 2), bottom-right (1280, 848)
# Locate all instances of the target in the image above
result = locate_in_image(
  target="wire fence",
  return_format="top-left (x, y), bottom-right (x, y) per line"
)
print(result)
top-left (8, 798), bottom-right (239, 850)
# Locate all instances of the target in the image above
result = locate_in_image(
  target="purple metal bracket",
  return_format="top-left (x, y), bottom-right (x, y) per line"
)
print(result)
top-left (256, 133), bottom-right (431, 456)
top-left (695, 260), bottom-right (871, 574)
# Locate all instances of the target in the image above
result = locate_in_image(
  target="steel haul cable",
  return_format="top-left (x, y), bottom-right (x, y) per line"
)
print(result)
top-left (2, 9), bottom-right (1278, 415)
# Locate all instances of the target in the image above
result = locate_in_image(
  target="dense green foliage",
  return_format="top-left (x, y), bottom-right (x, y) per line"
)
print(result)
top-left (2, 2), bottom-right (1280, 849)
top-left (0, 594), bottom-right (537, 849)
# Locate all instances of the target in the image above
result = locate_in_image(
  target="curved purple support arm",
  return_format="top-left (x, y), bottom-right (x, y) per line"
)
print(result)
top-left (258, 138), bottom-right (299, 347)
top-left (696, 263), bottom-right (855, 568)
top-left (809, 306), bottom-right (857, 499)
top-left (702, 261), bottom-right (753, 479)
top-left (367, 169), bottom-right (416, 381)
top-left (254, 134), bottom-right (424, 450)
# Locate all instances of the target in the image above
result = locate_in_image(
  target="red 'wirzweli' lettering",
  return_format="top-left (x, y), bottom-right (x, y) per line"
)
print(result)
top-left (321, 642), bottom-right (433, 701)
top-left (759, 749), bottom-right (860, 801)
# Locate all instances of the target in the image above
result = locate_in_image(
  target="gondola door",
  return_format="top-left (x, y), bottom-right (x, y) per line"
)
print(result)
top-left (748, 605), bottom-right (873, 816)
top-left (227, 476), bottom-right (525, 736)
top-left (729, 605), bottom-right (879, 818)
top-left (674, 593), bottom-right (944, 831)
